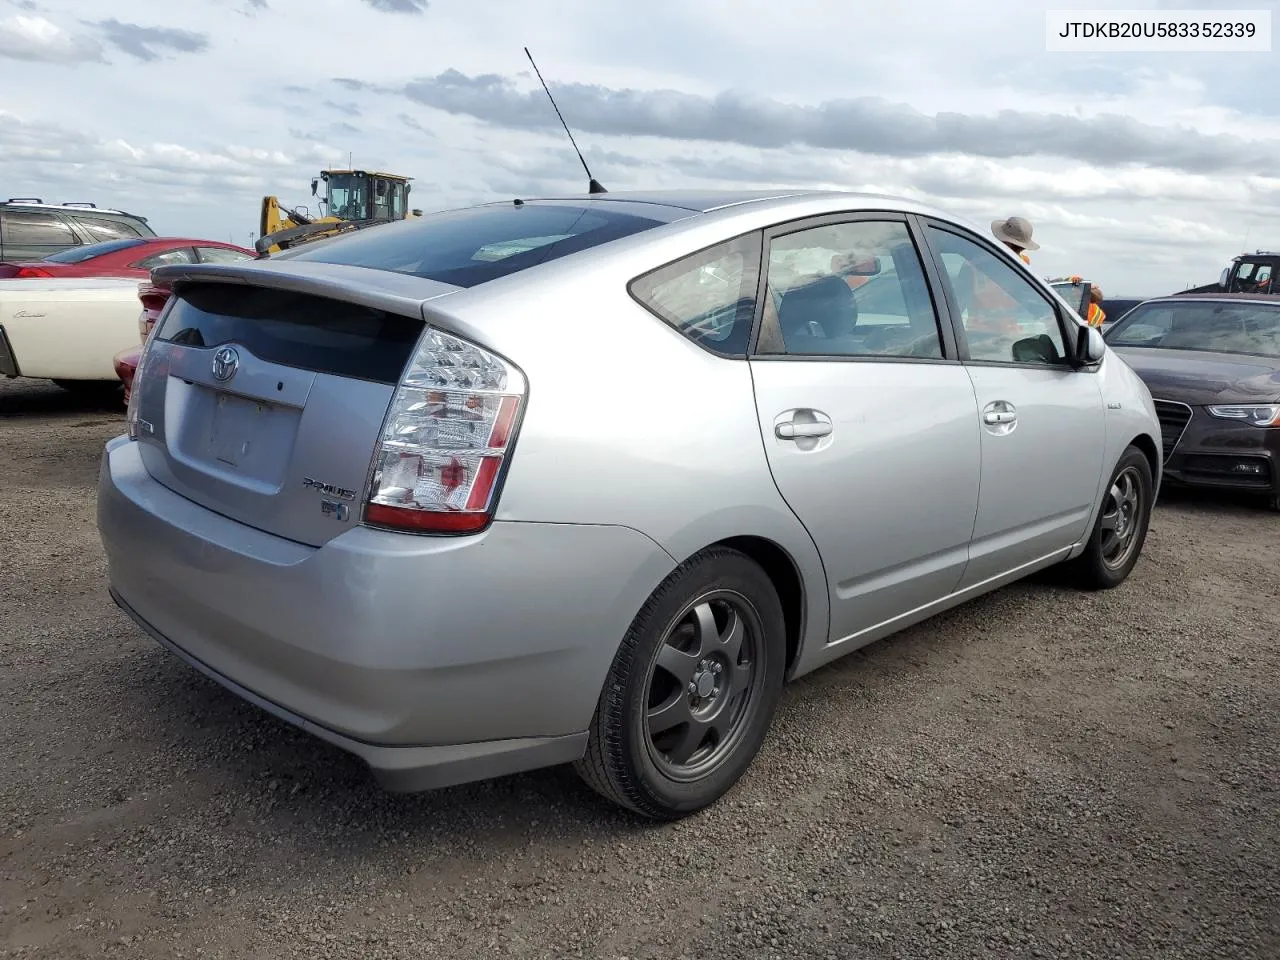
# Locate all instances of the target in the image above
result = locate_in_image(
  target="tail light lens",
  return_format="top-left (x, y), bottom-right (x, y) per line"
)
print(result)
top-left (126, 289), bottom-right (173, 439)
top-left (124, 342), bottom-right (151, 439)
top-left (14, 266), bottom-right (53, 278)
top-left (138, 283), bottom-right (170, 343)
top-left (364, 327), bottom-right (526, 534)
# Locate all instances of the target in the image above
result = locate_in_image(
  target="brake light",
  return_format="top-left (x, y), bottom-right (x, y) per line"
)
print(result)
top-left (14, 266), bottom-right (53, 278)
top-left (124, 342), bottom-right (150, 439)
top-left (364, 326), bottom-right (526, 534)
top-left (125, 325), bottom-right (167, 439)
top-left (137, 283), bottom-right (170, 343)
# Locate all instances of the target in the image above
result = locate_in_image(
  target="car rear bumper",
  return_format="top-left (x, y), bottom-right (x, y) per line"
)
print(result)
top-left (1160, 404), bottom-right (1280, 497)
top-left (97, 435), bottom-right (676, 791)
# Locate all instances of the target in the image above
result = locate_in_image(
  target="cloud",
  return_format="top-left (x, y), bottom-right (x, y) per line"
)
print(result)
top-left (362, 0), bottom-right (427, 12)
top-left (88, 18), bottom-right (210, 62)
top-left (0, 14), bottom-right (102, 62)
top-left (397, 113), bottom-right (435, 137)
top-left (396, 68), bottom-right (1280, 178)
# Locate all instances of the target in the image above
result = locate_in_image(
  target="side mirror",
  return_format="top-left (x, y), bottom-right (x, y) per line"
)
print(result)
top-left (1075, 324), bottom-right (1106, 365)
top-left (1219, 266), bottom-right (1229, 289)
top-left (311, 179), bottom-right (318, 197)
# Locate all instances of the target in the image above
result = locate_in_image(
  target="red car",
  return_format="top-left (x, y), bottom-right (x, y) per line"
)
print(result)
top-left (115, 280), bottom-right (172, 405)
top-left (0, 237), bottom-right (254, 279)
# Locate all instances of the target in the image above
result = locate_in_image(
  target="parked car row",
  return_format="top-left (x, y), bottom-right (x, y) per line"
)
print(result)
top-left (0, 203), bottom-right (254, 395)
top-left (1103, 292), bottom-right (1280, 510)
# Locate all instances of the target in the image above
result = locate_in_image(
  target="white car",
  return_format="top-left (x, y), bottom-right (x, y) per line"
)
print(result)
top-left (0, 277), bottom-right (142, 392)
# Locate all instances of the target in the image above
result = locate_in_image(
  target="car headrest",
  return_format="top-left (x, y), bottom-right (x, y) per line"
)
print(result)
top-left (776, 275), bottom-right (857, 341)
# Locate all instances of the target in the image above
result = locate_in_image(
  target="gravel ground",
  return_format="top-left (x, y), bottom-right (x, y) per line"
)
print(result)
top-left (2, 375), bottom-right (1278, 960)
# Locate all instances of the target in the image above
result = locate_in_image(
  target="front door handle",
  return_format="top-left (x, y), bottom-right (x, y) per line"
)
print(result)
top-left (776, 420), bottom-right (833, 439)
top-left (982, 410), bottom-right (1016, 424)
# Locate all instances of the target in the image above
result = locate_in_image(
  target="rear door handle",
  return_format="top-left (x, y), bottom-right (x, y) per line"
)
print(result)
top-left (776, 421), bottom-right (833, 439)
top-left (982, 410), bottom-right (1016, 424)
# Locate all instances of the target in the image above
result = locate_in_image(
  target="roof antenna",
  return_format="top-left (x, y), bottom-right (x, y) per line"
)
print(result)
top-left (524, 46), bottom-right (606, 195)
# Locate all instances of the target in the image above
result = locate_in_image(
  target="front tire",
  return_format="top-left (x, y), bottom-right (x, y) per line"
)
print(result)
top-left (574, 547), bottom-right (787, 821)
top-left (1067, 444), bottom-right (1154, 590)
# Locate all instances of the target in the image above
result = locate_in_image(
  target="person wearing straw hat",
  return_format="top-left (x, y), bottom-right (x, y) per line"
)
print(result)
top-left (990, 216), bottom-right (1038, 265)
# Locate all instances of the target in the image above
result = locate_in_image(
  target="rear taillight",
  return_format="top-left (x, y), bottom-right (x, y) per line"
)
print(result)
top-left (124, 342), bottom-right (150, 439)
top-left (14, 266), bottom-right (53, 278)
top-left (363, 326), bottom-right (526, 535)
top-left (137, 283), bottom-right (169, 343)
top-left (125, 299), bottom-right (170, 440)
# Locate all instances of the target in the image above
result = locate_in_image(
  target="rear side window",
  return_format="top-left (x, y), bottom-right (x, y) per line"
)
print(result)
top-left (282, 203), bottom-right (665, 288)
top-left (2, 211), bottom-right (75, 245)
top-left (136, 248), bottom-right (196, 269)
top-left (156, 283), bottom-right (425, 384)
top-left (79, 217), bottom-right (142, 240)
top-left (195, 246), bottom-right (253, 264)
top-left (628, 232), bottom-right (762, 356)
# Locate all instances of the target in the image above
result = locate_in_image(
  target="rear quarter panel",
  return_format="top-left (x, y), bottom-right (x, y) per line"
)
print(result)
top-left (426, 245), bottom-right (832, 665)
top-left (0, 279), bottom-right (142, 379)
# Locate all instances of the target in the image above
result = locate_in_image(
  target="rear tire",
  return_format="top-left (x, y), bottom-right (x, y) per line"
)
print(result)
top-left (1066, 444), bottom-right (1154, 590)
top-left (574, 547), bottom-right (787, 821)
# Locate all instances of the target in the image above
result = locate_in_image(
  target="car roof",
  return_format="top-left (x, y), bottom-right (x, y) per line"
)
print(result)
top-left (1144, 292), bottom-right (1280, 305)
top-left (0, 199), bottom-right (148, 222)
top-left (514, 187), bottom-right (953, 214)
top-left (477, 188), bottom-right (985, 238)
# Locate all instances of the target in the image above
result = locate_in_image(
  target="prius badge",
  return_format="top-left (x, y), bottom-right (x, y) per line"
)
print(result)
top-left (212, 346), bottom-right (240, 382)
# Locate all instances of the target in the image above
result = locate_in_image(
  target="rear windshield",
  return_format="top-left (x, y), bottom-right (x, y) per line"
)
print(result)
top-left (43, 238), bottom-right (147, 263)
top-left (281, 202), bottom-right (665, 288)
top-left (1105, 300), bottom-right (1280, 358)
top-left (156, 283), bottom-right (425, 384)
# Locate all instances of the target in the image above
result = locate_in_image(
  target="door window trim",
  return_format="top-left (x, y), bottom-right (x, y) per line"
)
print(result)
top-left (745, 210), bottom-right (960, 364)
top-left (914, 215), bottom-right (1090, 372)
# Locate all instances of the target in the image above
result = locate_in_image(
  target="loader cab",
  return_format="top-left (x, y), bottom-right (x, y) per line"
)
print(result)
top-left (1221, 252), bottom-right (1280, 294)
top-left (312, 170), bottom-right (413, 223)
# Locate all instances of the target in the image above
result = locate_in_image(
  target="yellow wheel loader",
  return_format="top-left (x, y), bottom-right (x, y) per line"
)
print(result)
top-left (257, 169), bottom-right (421, 256)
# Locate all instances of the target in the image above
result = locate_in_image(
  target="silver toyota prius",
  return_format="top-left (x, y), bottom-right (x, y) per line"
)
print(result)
top-left (97, 189), bottom-right (1162, 820)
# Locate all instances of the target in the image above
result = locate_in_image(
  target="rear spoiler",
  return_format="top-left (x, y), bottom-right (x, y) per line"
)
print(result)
top-left (150, 261), bottom-right (460, 322)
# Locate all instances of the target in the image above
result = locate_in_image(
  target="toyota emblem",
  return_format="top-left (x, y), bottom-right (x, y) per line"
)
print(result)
top-left (212, 346), bottom-right (240, 382)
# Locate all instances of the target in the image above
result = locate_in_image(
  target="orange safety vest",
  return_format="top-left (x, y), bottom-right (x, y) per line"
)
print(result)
top-left (1087, 302), bottom-right (1106, 327)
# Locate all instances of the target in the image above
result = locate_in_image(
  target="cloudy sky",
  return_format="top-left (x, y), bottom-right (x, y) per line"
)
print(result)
top-left (2, 0), bottom-right (1278, 294)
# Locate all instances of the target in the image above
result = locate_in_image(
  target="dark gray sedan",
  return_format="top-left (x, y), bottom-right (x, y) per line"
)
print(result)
top-left (1105, 293), bottom-right (1280, 509)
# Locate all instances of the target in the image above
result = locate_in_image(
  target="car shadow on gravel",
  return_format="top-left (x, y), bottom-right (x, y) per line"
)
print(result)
top-left (103, 643), bottom-right (656, 845)
top-left (0, 378), bottom-right (125, 418)
top-left (1156, 484), bottom-right (1275, 515)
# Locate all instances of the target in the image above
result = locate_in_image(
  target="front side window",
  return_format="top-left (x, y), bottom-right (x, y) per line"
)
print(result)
top-left (326, 175), bottom-right (368, 221)
top-left (928, 226), bottom-right (1069, 365)
top-left (1106, 300), bottom-right (1280, 358)
top-left (629, 232), bottom-right (762, 355)
top-left (756, 219), bottom-right (943, 358)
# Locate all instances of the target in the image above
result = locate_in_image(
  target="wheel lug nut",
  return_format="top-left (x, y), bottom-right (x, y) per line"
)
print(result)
top-left (688, 682), bottom-right (697, 695)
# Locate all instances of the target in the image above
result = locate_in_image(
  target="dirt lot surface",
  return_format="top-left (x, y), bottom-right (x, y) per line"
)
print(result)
top-left (2, 376), bottom-right (1278, 960)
